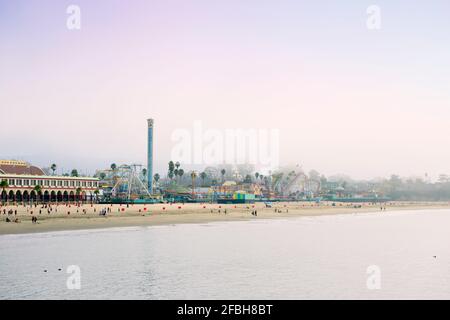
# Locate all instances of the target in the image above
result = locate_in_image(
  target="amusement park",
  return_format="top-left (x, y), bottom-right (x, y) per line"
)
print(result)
top-left (0, 118), bottom-right (389, 206)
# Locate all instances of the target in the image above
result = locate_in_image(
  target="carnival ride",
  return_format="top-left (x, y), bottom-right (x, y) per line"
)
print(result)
top-left (110, 164), bottom-right (152, 200)
top-left (271, 171), bottom-right (321, 199)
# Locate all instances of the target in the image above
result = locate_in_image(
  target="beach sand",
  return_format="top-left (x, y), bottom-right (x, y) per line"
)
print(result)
top-left (1, 201), bottom-right (449, 235)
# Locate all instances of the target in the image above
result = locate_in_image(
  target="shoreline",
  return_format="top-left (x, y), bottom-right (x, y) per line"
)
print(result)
top-left (1, 201), bottom-right (449, 236)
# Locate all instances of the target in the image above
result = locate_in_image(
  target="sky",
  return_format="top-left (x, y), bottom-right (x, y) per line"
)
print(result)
top-left (1, 0), bottom-right (449, 180)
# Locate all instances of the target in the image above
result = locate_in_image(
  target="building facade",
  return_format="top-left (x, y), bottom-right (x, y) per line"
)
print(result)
top-left (0, 160), bottom-right (99, 203)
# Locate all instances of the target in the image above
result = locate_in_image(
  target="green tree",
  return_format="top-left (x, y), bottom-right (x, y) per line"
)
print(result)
top-left (244, 174), bottom-right (252, 183)
top-left (93, 189), bottom-right (100, 202)
top-left (191, 171), bottom-right (198, 196)
top-left (0, 180), bottom-right (8, 203)
top-left (168, 161), bottom-right (175, 180)
top-left (0, 180), bottom-right (8, 192)
top-left (76, 187), bottom-right (82, 203)
top-left (99, 172), bottom-right (106, 180)
top-left (200, 172), bottom-right (207, 186)
top-left (178, 169), bottom-right (184, 181)
top-left (34, 184), bottom-right (42, 203)
top-left (221, 169), bottom-right (226, 183)
top-left (153, 173), bottom-right (160, 193)
top-left (71, 169), bottom-right (79, 177)
top-left (255, 172), bottom-right (260, 181)
top-left (110, 163), bottom-right (117, 171)
top-left (51, 163), bottom-right (57, 175)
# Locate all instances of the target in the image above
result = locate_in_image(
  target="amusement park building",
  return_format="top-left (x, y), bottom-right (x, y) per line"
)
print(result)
top-left (0, 160), bottom-right (99, 203)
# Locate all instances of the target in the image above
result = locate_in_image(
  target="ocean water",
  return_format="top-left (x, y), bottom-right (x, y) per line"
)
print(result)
top-left (1, 209), bottom-right (450, 299)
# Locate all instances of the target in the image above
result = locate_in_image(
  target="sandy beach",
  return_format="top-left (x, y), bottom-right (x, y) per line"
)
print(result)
top-left (1, 201), bottom-right (449, 235)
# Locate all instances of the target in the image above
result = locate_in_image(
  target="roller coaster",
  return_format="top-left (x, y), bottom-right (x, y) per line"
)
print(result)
top-left (272, 171), bottom-right (321, 199)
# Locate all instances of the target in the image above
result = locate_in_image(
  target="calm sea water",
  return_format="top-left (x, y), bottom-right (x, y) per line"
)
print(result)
top-left (1, 209), bottom-right (450, 299)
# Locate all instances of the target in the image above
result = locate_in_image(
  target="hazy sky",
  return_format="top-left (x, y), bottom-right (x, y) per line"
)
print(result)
top-left (1, 0), bottom-right (449, 179)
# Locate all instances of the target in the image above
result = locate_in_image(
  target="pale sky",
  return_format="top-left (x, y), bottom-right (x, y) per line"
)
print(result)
top-left (1, 0), bottom-right (449, 179)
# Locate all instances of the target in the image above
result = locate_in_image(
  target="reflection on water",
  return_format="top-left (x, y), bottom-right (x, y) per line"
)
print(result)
top-left (1, 209), bottom-right (450, 299)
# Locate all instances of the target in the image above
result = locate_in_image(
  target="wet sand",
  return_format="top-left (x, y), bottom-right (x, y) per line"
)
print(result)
top-left (1, 201), bottom-right (449, 235)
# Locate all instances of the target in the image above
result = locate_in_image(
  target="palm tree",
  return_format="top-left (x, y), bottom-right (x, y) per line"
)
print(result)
top-left (0, 180), bottom-right (8, 203)
top-left (221, 169), bottom-right (226, 183)
top-left (93, 189), bottom-right (100, 202)
top-left (110, 163), bottom-right (117, 171)
top-left (191, 171), bottom-right (198, 198)
top-left (99, 172), bottom-right (106, 180)
top-left (168, 161), bottom-right (175, 180)
top-left (200, 172), bottom-right (207, 186)
top-left (142, 168), bottom-right (147, 183)
top-left (76, 187), bottom-right (82, 204)
top-left (178, 169), bottom-right (184, 182)
top-left (34, 185), bottom-right (42, 203)
top-left (255, 172), bottom-right (260, 181)
top-left (51, 163), bottom-right (57, 175)
top-left (153, 173), bottom-right (160, 191)
top-left (71, 169), bottom-right (79, 177)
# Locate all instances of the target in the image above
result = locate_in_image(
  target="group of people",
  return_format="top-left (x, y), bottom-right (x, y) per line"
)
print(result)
top-left (1, 202), bottom-right (99, 224)
top-left (99, 208), bottom-right (109, 216)
top-left (210, 209), bottom-right (228, 214)
top-left (2, 207), bottom-right (19, 223)
top-left (2, 208), bottom-right (17, 216)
